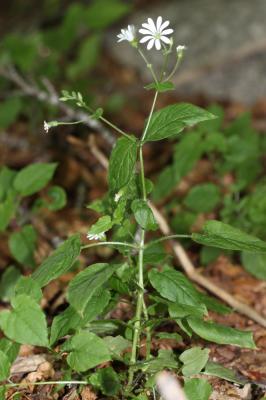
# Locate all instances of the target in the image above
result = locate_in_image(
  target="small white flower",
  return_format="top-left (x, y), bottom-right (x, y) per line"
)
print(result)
top-left (87, 232), bottom-right (105, 241)
top-left (139, 16), bottom-right (173, 50)
top-left (44, 121), bottom-right (49, 133)
top-left (117, 25), bottom-right (136, 43)
top-left (176, 45), bottom-right (187, 55)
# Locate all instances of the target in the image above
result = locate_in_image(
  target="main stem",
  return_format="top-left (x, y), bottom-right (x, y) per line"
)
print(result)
top-left (128, 91), bottom-right (158, 387)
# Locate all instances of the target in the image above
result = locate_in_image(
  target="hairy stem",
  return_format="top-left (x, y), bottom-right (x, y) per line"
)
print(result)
top-left (128, 91), bottom-right (159, 387)
top-left (145, 234), bottom-right (191, 248)
top-left (81, 241), bottom-right (139, 251)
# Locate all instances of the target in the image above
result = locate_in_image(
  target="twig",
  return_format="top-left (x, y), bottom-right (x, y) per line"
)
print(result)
top-left (0, 65), bottom-right (115, 146)
top-left (85, 138), bottom-right (266, 328)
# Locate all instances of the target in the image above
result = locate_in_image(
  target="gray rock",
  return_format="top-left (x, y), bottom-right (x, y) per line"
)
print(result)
top-left (108, 0), bottom-right (266, 104)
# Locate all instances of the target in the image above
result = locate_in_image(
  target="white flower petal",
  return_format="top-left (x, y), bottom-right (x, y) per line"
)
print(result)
top-left (159, 20), bottom-right (170, 32)
top-left (147, 38), bottom-right (155, 50)
top-left (156, 16), bottom-right (162, 30)
top-left (139, 28), bottom-right (153, 35)
top-left (142, 22), bottom-right (153, 31)
top-left (147, 18), bottom-right (157, 33)
top-left (160, 36), bottom-right (171, 44)
top-left (155, 38), bottom-right (161, 50)
top-left (161, 28), bottom-right (173, 35)
top-left (140, 35), bottom-right (153, 43)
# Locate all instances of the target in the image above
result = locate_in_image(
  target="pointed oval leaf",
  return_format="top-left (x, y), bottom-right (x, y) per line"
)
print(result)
top-left (180, 347), bottom-right (209, 376)
top-left (187, 317), bottom-right (256, 349)
top-left (8, 224), bottom-right (37, 268)
top-left (149, 268), bottom-right (203, 307)
top-left (144, 103), bottom-right (216, 142)
top-left (131, 199), bottom-right (158, 231)
top-left (192, 220), bottom-right (266, 253)
top-left (32, 234), bottom-right (81, 287)
top-left (67, 263), bottom-right (118, 312)
top-left (108, 136), bottom-right (137, 192)
top-left (14, 163), bottom-right (57, 196)
top-left (88, 215), bottom-right (113, 238)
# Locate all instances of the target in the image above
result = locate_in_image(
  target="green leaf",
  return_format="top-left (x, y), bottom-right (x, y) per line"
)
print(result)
top-left (89, 367), bottom-right (121, 396)
top-left (184, 378), bottom-right (212, 400)
top-left (14, 277), bottom-right (42, 303)
top-left (199, 293), bottom-right (231, 315)
top-left (0, 295), bottom-right (48, 347)
top-left (14, 163), bottom-right (57, 196)
top-left (145, 81), bottom-right (175, 93)
top-left (0, 350), bottom-right (10, 381)
top-left (0, 97), bottom-right (22, 129)
top-left (108, 136), bottom-right (137, 192)
top-left (192, 220), bottom-right (266, 253)
top-left (67, 34), bottom-right (101, 79)
top-left (104, 335), bottom-right (131, 359)
top-left (65, 331), bottom-right (110, 372)
top-left (144, 103), bottom-right (216, 142)
top-left (184, 184), bottom-right (221, 213)
top-left (88, 215), bottom-right (113, 239)
top-left (131, 199), bottom-right (158, 231)
top-left (81, 289), bottom-right (111, 324)
top-left (67, 263), bottom-right (118, 312)
top-left (0, 166), bottom-right (16, 202)
top-left (153, 131), bottom-right (203, 201)
top-left (0, 192), bottom-right (16, 232)
top-left (155, 332), bottom-right (182, 342)
top-left (32, 234), bottom-right (81, 287)
top-left (203, 361), bottom-right (244, 384)
top-left (0, 338), bottom-right (20, 363)
top-left (180, 347), bottom-right (209, 376)
top-left (140, 349), bottom-right (178, 373)
top-left (187, 317), bottom-right (256, 348)
top-left (9, 224), bottom-right (37, 268)
top-left (4, 33), bottom-right (39, 71)
top-left (241, 252), bottom-right (266, 280)
top-left (0, 265), bottom-right (21, 302)
top-left (149, 268), bottom-right (204, 307)
top-left (169, 303), bottom-right (207, 319)
top-left (50, 306), bottom-right (82, 346)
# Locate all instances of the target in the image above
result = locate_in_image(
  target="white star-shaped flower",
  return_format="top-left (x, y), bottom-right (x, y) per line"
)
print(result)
top-left (139, 16), bottom-right (173, 50)
top-left (117, 25), bottom-right (136, 43)
top-left (87, 232), bottom-right (105, 241)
